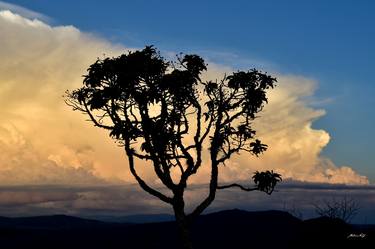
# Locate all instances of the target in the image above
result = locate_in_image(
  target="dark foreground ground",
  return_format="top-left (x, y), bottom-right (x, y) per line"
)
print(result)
top-left (0, 209), bottom-right (373, 249)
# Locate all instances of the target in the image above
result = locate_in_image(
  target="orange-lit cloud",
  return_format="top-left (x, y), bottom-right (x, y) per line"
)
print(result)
top-left (0, 10), bottom-right (369, 187)
top-left (214, 75), bottom-right (369, 185)
top-left (0, 10), bottom-right (128, 184)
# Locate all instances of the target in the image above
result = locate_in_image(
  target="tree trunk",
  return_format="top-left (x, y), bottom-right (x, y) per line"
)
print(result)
top-left (174, 206), bottom-right (193, 249)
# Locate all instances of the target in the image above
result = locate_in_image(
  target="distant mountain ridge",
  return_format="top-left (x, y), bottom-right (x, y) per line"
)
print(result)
top-left (0, 209), bottom-right (372, 249)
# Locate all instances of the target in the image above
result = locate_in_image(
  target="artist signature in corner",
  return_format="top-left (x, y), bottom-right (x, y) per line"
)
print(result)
top-left (347, 233), bottom-right (367, 239)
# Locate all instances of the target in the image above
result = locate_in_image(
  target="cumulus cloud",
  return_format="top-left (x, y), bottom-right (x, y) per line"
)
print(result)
top-left (0, 10), bottom-right (130, 185)
top-left (0, 124), bottom-right (110, 185)
top-left (189, 72), bottom-right (369, 185)
top-left (218, 75), bottom-right (369, 185)
top-left (0, 9), bottom-right (369, 188)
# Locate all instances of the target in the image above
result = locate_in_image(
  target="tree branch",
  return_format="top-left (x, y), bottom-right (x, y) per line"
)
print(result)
top-left (125, 140), bottom-right (173, 204)
top-left (188, 102), bottom-right (224, 220)
top-left (82, 100), bottom-right (114, 130)
top-left (217, 183), bottom-right (258, 192)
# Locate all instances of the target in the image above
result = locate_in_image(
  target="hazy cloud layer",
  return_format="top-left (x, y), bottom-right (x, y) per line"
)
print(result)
top-left (0, 10), bottom-right (369, 188)
top-left (0, 183), bottom-right (374, 223)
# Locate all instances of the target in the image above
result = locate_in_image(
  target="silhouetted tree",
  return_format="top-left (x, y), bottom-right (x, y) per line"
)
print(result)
top-left (66, 46), bottom-right (281, 249)
top-left (313, 196), bottom-right (360, 223)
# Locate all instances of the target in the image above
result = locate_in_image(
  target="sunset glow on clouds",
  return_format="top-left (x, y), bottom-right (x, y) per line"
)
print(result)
top-left (0, 10), bottom-right (369, 188)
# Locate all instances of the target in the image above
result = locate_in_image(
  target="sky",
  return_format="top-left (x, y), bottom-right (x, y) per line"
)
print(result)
top-left (0, 1), bottom-right (374, 222)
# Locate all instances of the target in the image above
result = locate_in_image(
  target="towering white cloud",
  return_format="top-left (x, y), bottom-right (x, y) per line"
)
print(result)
top-left (0, 10), bottom-right (128, 185)
top-left (217, 75), bottom-right (369, 185)
top-left (0, 10), bottom-right (369, 186)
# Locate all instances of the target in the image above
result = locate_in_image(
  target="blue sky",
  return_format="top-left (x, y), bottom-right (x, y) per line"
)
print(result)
top-left (6, 0), bottom-right (373, 180)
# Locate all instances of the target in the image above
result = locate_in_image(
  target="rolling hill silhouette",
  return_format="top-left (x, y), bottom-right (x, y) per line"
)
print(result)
top-left (0, 209), bottom-right (373, 249)
top-left (0, 215), bottom-right (114, 229)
